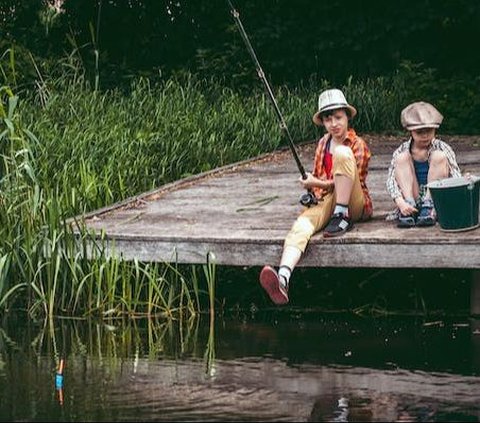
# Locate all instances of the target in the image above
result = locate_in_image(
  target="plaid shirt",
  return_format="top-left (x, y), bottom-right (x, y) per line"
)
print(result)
top-left (386, 137), bottom-right (461, 201)
top-left (312, 128), bottom-right (373, 219)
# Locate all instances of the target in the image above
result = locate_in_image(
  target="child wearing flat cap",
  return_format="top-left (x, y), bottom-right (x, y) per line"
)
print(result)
top-left (386, 101), bottom-right (461, 227)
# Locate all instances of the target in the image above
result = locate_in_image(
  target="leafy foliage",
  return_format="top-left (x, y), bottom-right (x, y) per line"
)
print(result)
top-left (2, 0), bottom-right (480, 87)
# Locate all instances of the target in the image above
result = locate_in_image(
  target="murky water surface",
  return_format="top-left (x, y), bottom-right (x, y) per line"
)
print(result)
top-left (0, 315), bottom-right (479, 421)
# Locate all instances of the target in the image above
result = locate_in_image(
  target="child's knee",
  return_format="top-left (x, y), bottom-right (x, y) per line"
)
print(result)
top-left (395, 150), bottom-right (412, 166)
top-left (333, 145), bottom-right (354, 163)
top-left (430, 150), bottom-right (447, 165)
top-left (333, 146), bottom-right (356, 177)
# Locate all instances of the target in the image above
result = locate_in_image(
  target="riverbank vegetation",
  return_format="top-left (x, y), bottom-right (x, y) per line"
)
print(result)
top-left (1, 0), bottom-right (479, 320)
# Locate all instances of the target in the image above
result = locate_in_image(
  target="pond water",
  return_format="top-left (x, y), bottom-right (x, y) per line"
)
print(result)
top-left (1, 314), bottom-right (479, 422)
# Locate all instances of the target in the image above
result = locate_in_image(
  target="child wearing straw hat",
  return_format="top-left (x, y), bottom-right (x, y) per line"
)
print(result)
top-left (386, 101), bottom-right (461, 227)
top-left (259, 88), bottom-right (373, 305)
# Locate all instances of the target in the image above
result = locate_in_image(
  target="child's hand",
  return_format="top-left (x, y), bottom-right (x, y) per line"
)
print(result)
top-left (396, 198), bottom-right (418, 216)
top-left (299, 172), bottom-right (316, 188)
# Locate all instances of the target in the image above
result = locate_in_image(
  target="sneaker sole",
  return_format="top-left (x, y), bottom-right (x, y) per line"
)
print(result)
top-left (259, 266), bottom-right (289, 305)
top-left (397, 221), bottom-right (416, 228)
top-left (416, 219), bottom-right (436, 227)
top-left (323, 223), bottom-right (354, 238)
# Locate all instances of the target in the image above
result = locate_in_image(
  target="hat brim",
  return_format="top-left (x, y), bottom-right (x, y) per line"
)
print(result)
top-left (405, 123), bottom-right (440, 130)
top-left (312, 105), bottom-right (357, 126)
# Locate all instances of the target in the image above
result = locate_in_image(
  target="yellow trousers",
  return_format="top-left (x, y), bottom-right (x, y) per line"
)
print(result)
top-left (284, 146), bottom-right (365, 252)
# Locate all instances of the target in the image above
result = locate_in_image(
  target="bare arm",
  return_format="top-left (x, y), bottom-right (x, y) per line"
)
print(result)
top-left (299, 172), bottom-right (333, 191)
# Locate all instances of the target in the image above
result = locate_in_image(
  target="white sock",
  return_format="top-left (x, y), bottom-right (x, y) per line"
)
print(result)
top-left (278, 266), bottom-right (291, 287)
top-left (333, 204), bottom-right (348, 216)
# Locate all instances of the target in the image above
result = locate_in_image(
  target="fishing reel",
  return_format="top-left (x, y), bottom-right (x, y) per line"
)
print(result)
top-left (299, 191), bottom-right (318, 207)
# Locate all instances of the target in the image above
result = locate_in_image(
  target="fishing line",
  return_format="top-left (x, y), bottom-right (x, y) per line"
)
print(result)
top-left (226, 0), bottom-right (318, 207)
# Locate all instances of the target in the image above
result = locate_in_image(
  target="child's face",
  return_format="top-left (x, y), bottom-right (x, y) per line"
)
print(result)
top-left (322, 109), bottom-right (349, 139)
top-left (411, 128), bottom-right (436, 147)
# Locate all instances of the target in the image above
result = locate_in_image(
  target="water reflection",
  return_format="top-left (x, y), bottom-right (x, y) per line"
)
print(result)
top-left (0, 315), bottom-right (479, 421)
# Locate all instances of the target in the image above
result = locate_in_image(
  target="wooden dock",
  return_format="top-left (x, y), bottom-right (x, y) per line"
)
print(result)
top-left (77, 134), bottom-right (480, 270)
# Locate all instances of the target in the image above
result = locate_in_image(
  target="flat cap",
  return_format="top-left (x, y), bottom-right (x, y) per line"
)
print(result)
top-left (400, 101), bottom-right (443, 130)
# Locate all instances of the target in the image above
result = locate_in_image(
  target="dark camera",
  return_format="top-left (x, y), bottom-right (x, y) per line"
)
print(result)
top-left (299, 191), bottom-right (318, 207)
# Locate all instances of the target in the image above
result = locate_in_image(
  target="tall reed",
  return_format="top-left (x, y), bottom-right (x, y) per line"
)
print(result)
top-left (0, 83), bottom-right (217, 320)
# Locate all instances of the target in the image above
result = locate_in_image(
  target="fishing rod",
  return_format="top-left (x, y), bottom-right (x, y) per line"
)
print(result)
top-left (226, 0), bottom-right (318, 207)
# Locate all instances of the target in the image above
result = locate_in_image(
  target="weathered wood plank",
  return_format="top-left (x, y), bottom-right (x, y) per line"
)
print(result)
top-left (83, 236), bottom-right (480, 268)
top-left (75, 136), bottom-right (480, 268)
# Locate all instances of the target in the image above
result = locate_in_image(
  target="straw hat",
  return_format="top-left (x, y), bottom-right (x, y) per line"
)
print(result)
top-left (401, 101), bottom-right (443, 130)
top-left (312, 88), bottom-right (357, 126)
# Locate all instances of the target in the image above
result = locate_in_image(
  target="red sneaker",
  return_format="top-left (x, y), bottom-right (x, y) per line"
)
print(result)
top-left (259, 266), bottom-right (289, 305)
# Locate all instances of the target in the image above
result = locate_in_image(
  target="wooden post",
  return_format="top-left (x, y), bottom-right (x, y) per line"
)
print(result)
top-left (471, 270), bottom-right (480, 316)
top-left (470, 318), bottom-right (480, 375)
